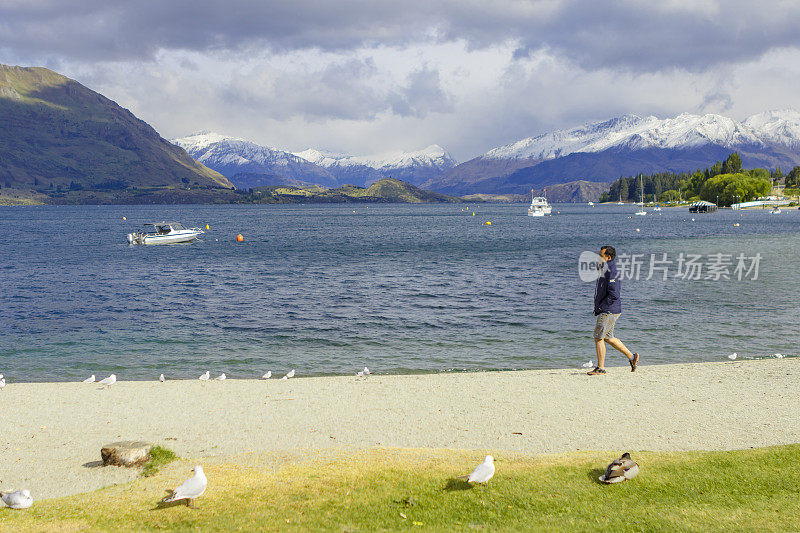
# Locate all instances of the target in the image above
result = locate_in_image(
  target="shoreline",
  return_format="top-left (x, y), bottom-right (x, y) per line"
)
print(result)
top-left (1, 359), bottom-right (798, 500)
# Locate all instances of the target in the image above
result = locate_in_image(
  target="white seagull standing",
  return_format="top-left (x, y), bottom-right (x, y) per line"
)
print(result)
top-left (281, 369), bottom-right (295, 380)
top-left (728, 353), bottom-right (738, 360)
top-left (462, 455), bottom-right (495, 485)
top-left (0, 378), bottom-right (5, 391)
top-left (1, 489), bottom-right (33, 509)
top-left (83, 375), bottom-right (96, 383)
top-left (199, 371), bottom-right (210, 381)
top-left (159, 374), bottom-right (165, 382)
top-left (261, 371), bottom-right (272, 379)
top-left (162, 465), bottom-right (207, 508)
top-left (98, 374), bottom-right (116, 387)
top-left (214, 373), bottom-right (226, 381)
top-left (582, 361), bottom-right (594, 368)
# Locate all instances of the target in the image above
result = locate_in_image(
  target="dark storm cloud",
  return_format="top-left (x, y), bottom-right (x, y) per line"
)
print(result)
top-left (3, 1), bottom-right (800, 72)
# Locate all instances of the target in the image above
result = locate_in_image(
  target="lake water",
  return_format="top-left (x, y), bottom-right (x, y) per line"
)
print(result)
top-left (1, 203), bottom-right (798, 381)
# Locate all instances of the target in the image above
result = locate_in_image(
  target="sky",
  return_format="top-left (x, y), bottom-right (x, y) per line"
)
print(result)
top-left (3, 0), bottom-right (800, 161)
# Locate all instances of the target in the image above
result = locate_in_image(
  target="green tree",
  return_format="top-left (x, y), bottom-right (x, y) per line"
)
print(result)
top-left (786, 166), bottom-right (800, 188)
top-left (700, 173), bottom-right (770, 206)
top-left (659, 190), bottom-right (679, 202)
top-left (721, 153), bottom-right (742, 174)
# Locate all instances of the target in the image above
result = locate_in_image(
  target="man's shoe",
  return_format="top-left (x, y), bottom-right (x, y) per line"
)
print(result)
top-left (587, 367), bottom-right (607, 375)
top-left (630, 353), bottom-right (640, 372)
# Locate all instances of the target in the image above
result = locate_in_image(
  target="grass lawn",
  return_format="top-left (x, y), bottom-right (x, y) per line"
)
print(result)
top-left (1, 445), bottom-right (798, 531)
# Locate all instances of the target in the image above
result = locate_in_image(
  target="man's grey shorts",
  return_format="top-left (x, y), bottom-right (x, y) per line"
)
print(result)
top-left (594, 312), bottom-right (621, 340)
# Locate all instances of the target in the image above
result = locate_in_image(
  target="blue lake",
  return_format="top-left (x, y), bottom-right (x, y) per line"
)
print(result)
top-left (1, 203), bottom-right (798, 381)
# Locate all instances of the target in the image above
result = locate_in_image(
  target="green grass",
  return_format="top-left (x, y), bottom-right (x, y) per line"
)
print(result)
top-left (1, 446), bottom-right (799, 531)
top-left (140, 445), bottom-right (178, 478)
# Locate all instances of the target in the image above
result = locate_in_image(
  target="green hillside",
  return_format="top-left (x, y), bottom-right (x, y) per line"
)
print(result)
top-left (0, 64), bottom-right (233, 199)
top-left (247, 178), bottom-right (462, 203)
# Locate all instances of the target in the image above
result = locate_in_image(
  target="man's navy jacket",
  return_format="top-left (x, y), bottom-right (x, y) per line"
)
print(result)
top-left (594, 258), bottom-right (622, 315)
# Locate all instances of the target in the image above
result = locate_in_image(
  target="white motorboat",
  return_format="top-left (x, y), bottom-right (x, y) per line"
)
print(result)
top-left (587, 201), bottom-right (594, 206)
top-left (652, 204), bottom-right (662, 211)
top-left (127, 222), bottom-right (204, 245)
top-left (634, 176), bottom-right (647, 216)
top-left (770, 207), bottom-right (782, 214)
top-left (528, 189), bottom-right (552, 217)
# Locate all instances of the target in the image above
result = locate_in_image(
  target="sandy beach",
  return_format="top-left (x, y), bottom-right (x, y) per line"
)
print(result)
top-left (1, 359), bottom-right (798, 500)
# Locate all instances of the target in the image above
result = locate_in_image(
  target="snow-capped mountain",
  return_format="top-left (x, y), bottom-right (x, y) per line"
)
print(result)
top-left (171, 132), bottom-right (338, 188)
top-left (424, 110), bottom-right (800, 196)
top-left (172, 132), bottom-right (456, 188)
top-left (294, 145), bottom-right (456, 186)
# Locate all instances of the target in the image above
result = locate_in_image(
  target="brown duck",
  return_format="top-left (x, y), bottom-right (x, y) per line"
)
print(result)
top-left (599, 452), bottom-right (639, 483)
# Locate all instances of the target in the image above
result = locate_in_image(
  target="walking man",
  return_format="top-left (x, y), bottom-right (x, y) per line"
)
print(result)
top-left (588, 245), bottom-right (639, 375)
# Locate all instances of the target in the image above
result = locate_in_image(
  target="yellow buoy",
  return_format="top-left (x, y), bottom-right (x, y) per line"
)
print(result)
top-left (236, 234), bottom-right (244, 242)
top-left (206, 224), bottom-right (210, 230)
top-left (485, 221), bottom-right (492, 225)
top-left (122, 216), bottom-right (126, 221)
top-left (353, 210), bottom-right (356, 213)
top-left (472, 212), bottom-right (475, 216)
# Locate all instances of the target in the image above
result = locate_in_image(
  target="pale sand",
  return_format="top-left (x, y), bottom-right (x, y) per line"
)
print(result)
top-left (0, 359), bottom-right (798, 500)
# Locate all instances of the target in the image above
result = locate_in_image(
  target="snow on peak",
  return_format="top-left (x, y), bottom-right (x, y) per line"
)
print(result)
top-left (293, 145), bottom-right (456, 171)
top-left (483, 111), bottom-right (783, 161)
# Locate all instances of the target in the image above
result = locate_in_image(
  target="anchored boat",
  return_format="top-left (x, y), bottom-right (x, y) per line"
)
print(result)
top-left (127, 222), bottom-right (204, 245)
top-left (527, 189), bottom-right (553, 217)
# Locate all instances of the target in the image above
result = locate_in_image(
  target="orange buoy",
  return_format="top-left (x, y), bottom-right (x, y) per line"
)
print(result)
top-left (122, 216), bottom-right (126, 220)
top-left (236, 234), bottom-right (244, 242)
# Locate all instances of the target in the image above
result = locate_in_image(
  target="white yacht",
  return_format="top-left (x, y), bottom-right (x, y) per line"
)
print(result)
top-left (587, 201), bottom-right (595, 206)
top-left (127, 222), bottom-right (204, 245)
top-left (528, 190), bottom-right (553, 217)
top-left (770, 206), bottom-right (782, 214)
top-left (634, 176), bottom-right (647, 216)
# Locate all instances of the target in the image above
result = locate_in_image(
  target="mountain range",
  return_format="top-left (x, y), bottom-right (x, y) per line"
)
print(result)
top-left (422, 111), bottom-right (800, 195)
top-left (172, 132), bottom-right (455, 190)
top-left (173, 110), bottom-right (800, 200)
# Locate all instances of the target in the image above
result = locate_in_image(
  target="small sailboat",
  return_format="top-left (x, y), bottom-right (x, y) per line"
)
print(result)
top-left (528, 189), bottom-right (553, 217)
top-left (634, 176), bottom-right (647, 216)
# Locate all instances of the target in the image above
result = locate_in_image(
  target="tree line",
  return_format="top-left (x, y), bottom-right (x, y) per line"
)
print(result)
top-left (599, 153), bottom-right (800, 206)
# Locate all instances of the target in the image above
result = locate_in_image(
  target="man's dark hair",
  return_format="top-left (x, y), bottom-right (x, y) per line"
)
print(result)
top-left (601, 245), bottom-right (616, 259)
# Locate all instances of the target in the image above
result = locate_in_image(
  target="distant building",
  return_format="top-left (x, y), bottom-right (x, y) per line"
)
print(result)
top-left (689, 200), bottom-right (718, 213)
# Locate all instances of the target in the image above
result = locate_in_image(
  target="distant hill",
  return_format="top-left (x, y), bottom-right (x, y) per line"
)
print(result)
top-left (0, 64), bottom-right (233, 200)
top-left (247, 178), bottom-right (462, 203)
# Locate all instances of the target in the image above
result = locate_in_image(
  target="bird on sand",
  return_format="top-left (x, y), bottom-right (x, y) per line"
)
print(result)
top-left (582, 361), bottom-right (594, 368)
top-left (159, 374), bottom-right (165, 382)
top-left (199, 371), bottom-right (210, 381)
top-left (459, 455), bottom-right (495, 485)
top-left (356, 366), bottom-right (371, 377)
top-left (261, 371), bottom-right (272, 379)
top-left (728, 352), bottom-right (738, 360)
top-left (281, 369), bottom-right (295, 380)
top-left (83, 375), bottom-right (96, 383)
top-left (214, 373), bottom-right (226, 381)
top-left (1, 490), bottom-right (33, 509)
top-left (599, 452), bottom-right (639, 483)
top-left (0, 378), bottom-right (5, 390)
top-left (161, 465), bottom-right (207, 509)
top-left (98, 374), bottom-right (116, 387)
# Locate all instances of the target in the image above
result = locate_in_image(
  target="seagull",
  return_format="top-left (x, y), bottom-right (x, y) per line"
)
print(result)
top-left (582, 361), bottom-right (594, 368)
top-left (0, 373), bottom-right (3, 379)
top-left (599, 452), bottom-right (639, 483)
top-left (281, 369), bottom-right (295, 380)
top-left (98, 374), bottom-right (116, 387)
top-left (0, 489), bottom-right (33, 509)
top-left (214, 373), bottom-right (226, 381)
top-left (774, 353), bottom-right (785, 359)
top-left (460, 455), bottom-right (495, 485)
top-left (161, 465), bottom-right (207, 509)
top-left (728, 353), bottom-right (738, 360)
top-left (261, 371), bottom-right (272, 379)
top-left (83, 375), bottom-right (96, 383)
top-left (199, 371), bottom-right (210, 381)
top-left (356, 366), bottom-right (371, 378)
top-left (159, 374), bottom-right (165, 382)
top-left (0, 378), bottom-right (5, 390)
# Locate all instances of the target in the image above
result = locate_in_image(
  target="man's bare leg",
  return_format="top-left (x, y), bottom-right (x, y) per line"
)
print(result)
top-left (606, 337), bottom-right (634, 360)
top-left (594, 338), bottom-right (606, 368)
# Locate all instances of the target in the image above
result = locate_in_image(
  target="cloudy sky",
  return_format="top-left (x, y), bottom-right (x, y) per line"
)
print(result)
top-left (3, 0), bottom-right (800, 161)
